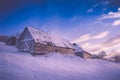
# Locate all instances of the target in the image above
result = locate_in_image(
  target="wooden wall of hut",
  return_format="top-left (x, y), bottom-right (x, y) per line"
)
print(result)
top-left (34, 43), bottom-right (75, 55)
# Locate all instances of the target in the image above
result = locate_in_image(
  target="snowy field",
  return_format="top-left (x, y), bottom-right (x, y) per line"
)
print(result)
top-left (0, 42), bottom-right (120, 80)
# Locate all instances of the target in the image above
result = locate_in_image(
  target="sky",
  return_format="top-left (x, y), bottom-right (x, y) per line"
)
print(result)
top-left (0, 0), bottom-right (120, 54)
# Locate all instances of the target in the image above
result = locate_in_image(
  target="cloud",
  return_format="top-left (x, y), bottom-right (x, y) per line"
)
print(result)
top-left (73, 31), bottom-right (109, 43)
top-left (118, 8), bottom-right (120, 11)
top-left (84, 44), bottom-right (102, 53)
top-left (87, 1), bottom-right (110, 13)
top-left (77, 34), bottom-right (120, 54)
top-left (97, 7), bottom-right (120, 27)
top-left (112, 19), bottom-right (120, 26)
top-left (101, 34), bottom-right (120, 47)
top-left (99, 35), bottom-right (120, 53)
top-left (87, 4), bottom-right (98, 13)
top-left (81, 42), bottom-right (90, 48)
top-left (87, 8), bottom-right (93, 13)
top-left (89, 34), bottom-right (120, 53)
top-left (99, 8), bottom-right (120, 20)
top-left (92, 31), bottom-right (109, 39)
top-left (73, 34), bottom-right (91, 43)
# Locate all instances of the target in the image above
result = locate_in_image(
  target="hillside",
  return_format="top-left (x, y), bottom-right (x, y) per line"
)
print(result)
top-left (0, 42), bottom-right (120, 80)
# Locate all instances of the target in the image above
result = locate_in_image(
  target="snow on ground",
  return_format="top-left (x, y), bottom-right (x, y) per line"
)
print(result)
top-left (0, 42), bottom-right (120, 80)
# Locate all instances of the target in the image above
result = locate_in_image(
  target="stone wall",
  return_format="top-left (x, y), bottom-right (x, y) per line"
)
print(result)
top-left (34, 43), bottom-right (75, 55)
top-left (83, 53), bottom-right (92, 59)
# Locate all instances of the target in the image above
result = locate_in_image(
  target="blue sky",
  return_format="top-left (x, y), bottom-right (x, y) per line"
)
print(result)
top-left (0, 0), bottom-right (120, 53)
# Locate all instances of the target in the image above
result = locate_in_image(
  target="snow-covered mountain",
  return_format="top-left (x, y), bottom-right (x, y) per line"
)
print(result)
top-left (0, 42), bottom-right (120, 80)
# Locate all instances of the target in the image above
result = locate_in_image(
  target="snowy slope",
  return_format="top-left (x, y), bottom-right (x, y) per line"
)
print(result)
top-left (0, 42), bottom-right (120, 80)
top-left (27, 27), bottom-right (73, 48)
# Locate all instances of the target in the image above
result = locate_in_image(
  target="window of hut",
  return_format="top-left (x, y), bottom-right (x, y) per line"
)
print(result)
top-left (55, 50), bottom-right (58, 53)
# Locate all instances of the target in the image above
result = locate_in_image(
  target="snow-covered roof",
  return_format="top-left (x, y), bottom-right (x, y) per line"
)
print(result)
top-left (26, 27), bottom-right (73, 49)
top-left (72, 43), bottom-right (83, 52)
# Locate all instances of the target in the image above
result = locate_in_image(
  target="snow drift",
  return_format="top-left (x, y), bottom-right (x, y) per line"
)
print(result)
top-left (0, 42), bottom-right (120, 80)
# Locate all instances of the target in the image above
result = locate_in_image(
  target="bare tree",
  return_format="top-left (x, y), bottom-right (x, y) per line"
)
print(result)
top-left (98, 51), bottom-right (106, 59)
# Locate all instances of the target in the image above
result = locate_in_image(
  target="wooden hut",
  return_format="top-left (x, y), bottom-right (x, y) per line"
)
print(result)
top-left (75, 51), bottom-right (92, 59)
top-left (73, 43), bottom-right (92, 59)
top-left (0, 35), bottom-right (9, 43)
top-left (6, 36), bottom-right (18, 46)
top-left (17, 27), bottom-right (75, 55)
